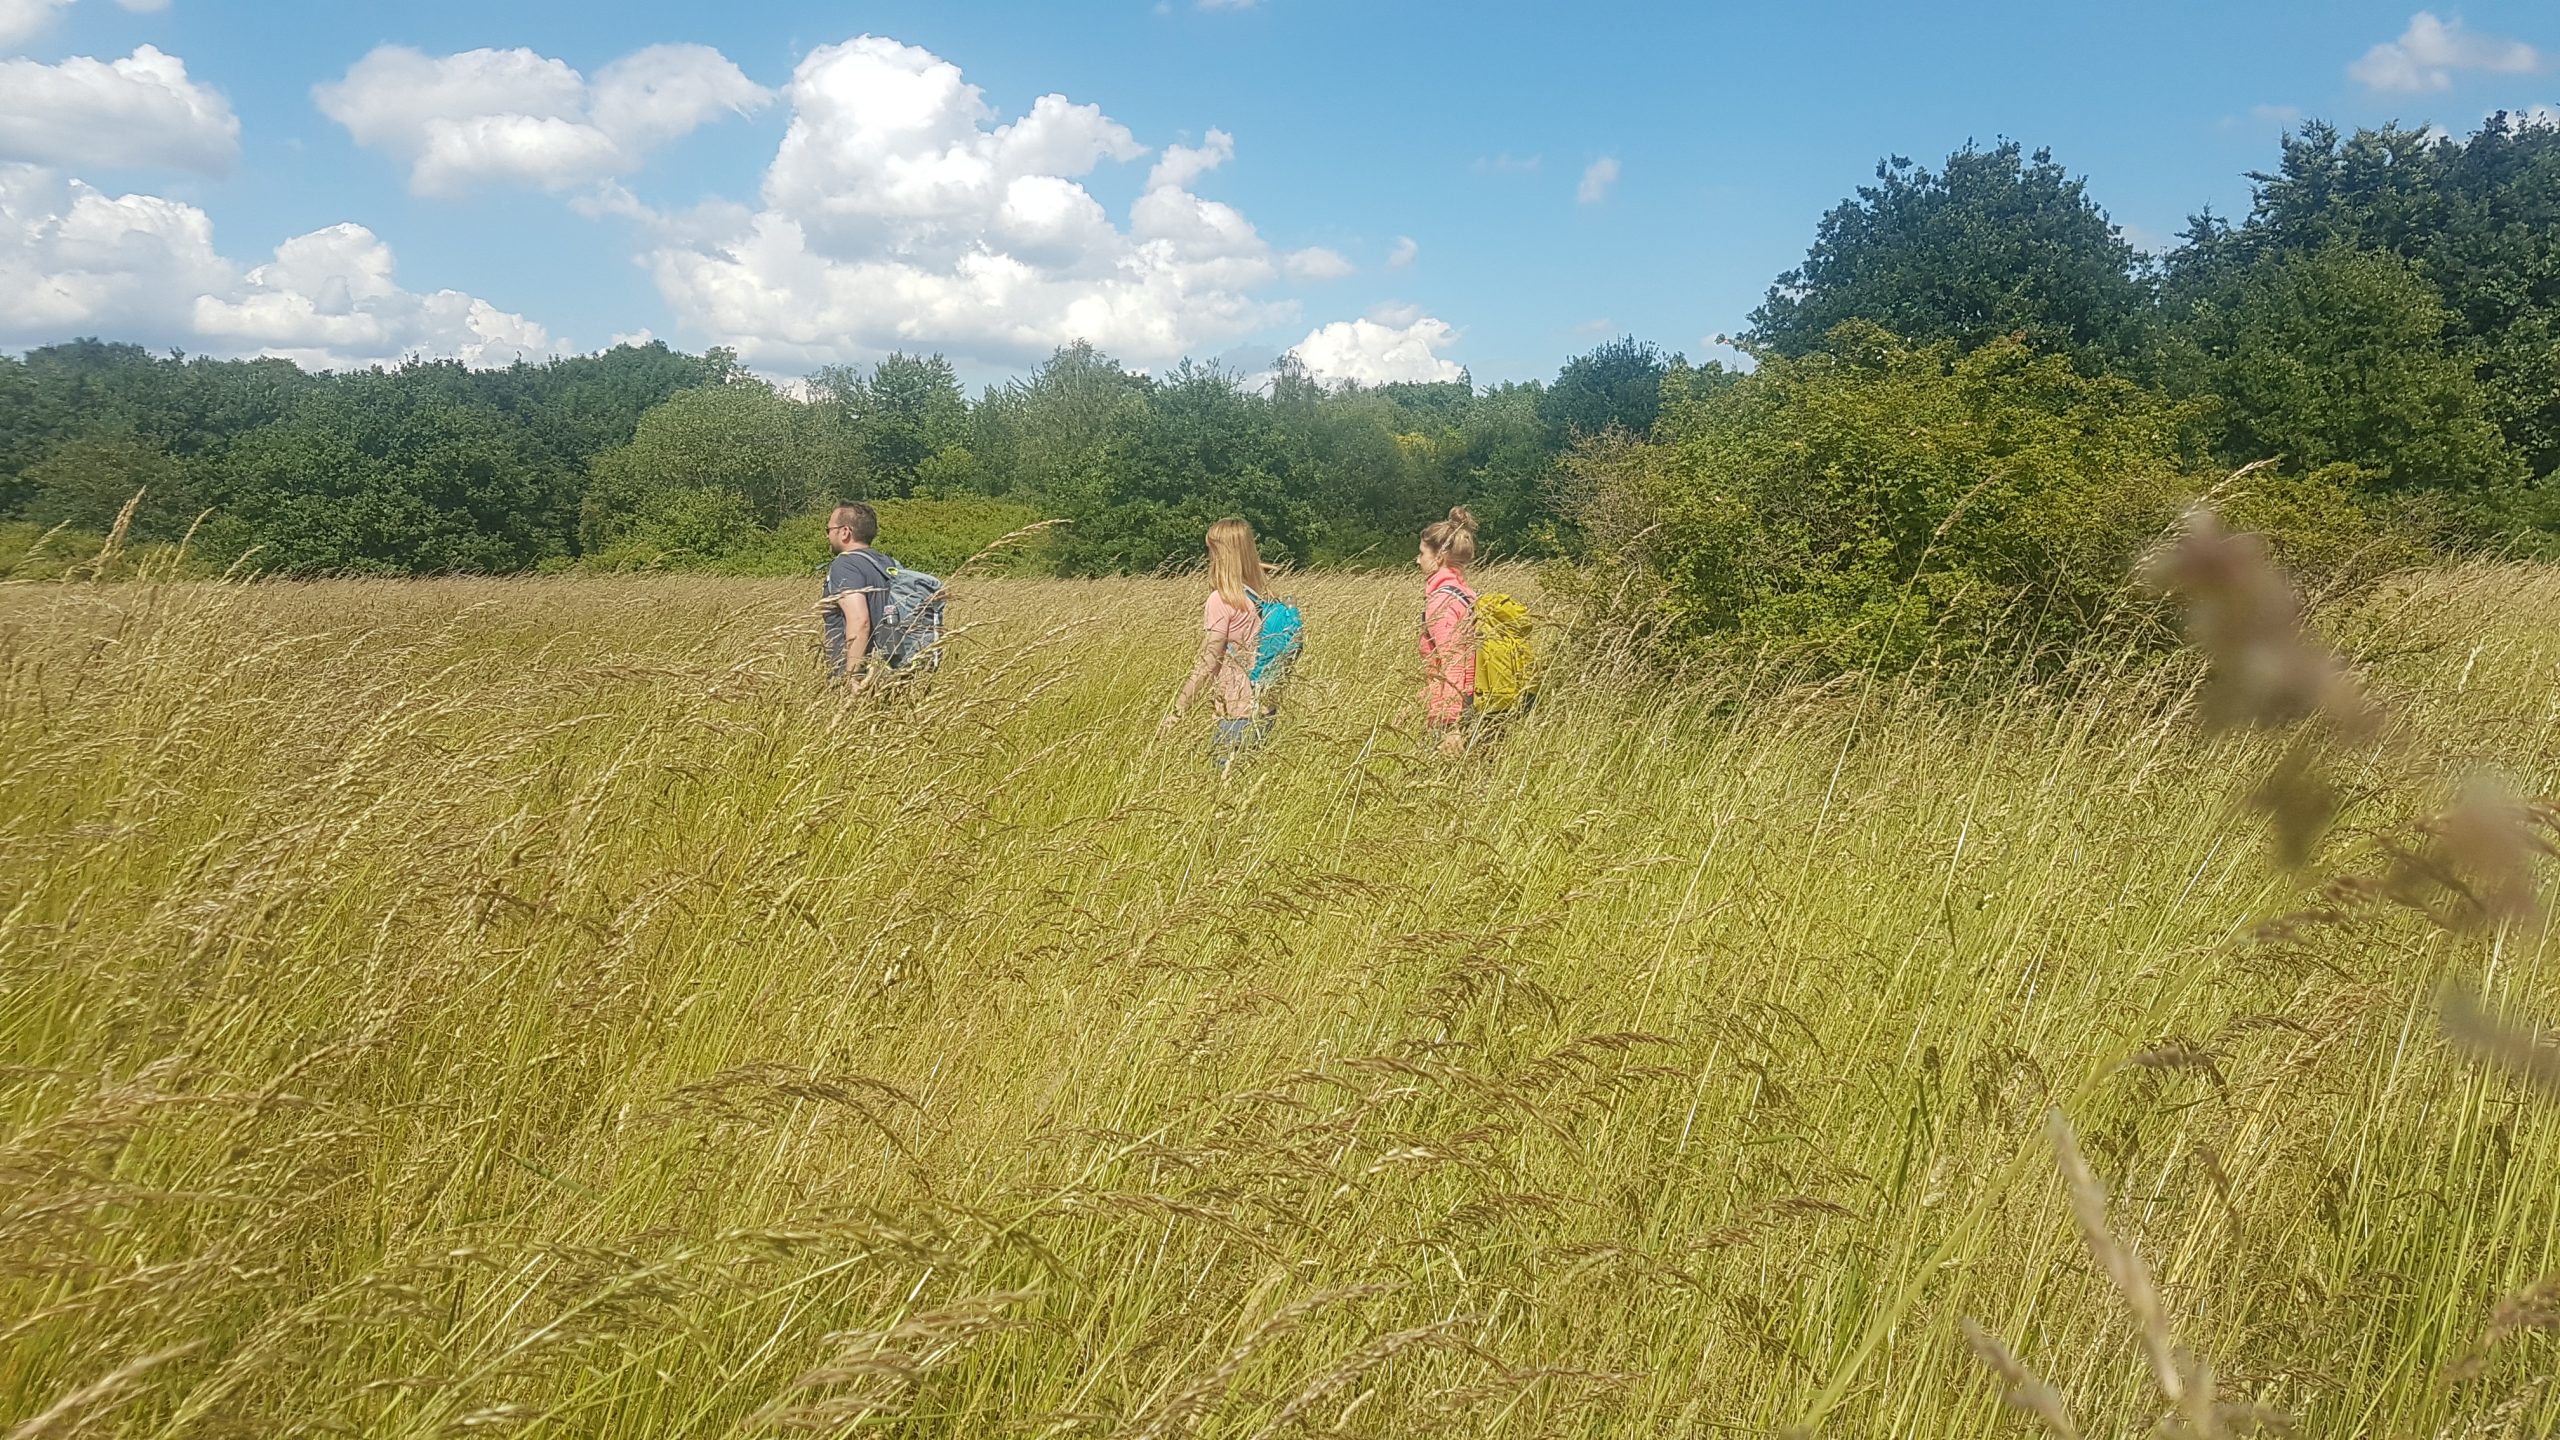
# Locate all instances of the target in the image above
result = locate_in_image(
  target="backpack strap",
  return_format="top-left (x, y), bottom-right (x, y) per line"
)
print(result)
top-left (1422, 582), bottom-right (1475, 654)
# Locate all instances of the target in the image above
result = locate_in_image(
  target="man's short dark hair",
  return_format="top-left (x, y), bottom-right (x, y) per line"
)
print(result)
top-left (829, 502), bottom-right (878, 544)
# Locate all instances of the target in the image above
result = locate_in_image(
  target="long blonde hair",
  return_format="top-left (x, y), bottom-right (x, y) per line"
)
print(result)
top-left (1420, 505), bottom-right (1479, 568)
top-left (1205, 517), bottom-right (1268, 612)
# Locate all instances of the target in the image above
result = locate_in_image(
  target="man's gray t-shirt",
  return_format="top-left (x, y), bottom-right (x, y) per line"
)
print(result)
top-left (823, 548), bottom-right (891, 672)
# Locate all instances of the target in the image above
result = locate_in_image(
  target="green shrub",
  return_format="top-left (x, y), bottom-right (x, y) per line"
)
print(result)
top-left (0, 520), bottom-right (219, 581)
top-left (1566, 325), bottom-right (2413, 675)
top-left (574, 497), bottom-right (1058, 579)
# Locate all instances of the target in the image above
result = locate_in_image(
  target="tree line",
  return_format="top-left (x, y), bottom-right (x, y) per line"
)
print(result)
top-left (5, 115), bottom-right (2556, 666)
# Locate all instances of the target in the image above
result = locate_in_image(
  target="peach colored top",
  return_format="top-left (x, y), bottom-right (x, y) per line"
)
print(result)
top-left (1420, 566), bottom-right (1475, 723)
top-left (1192, 591), bottom-right (1259, 720)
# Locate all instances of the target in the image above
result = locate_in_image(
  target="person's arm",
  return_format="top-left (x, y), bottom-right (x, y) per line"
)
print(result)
top-left (833, 591), bottom-right (874, 686)
top-left (1159, 625), bottom-right (1227, 733)
top-left (843, 593), bottom-right (873, 661)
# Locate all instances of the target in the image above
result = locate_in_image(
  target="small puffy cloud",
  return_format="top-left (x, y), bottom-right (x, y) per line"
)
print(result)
top-left (2250, 103), bottom-right (2304, 128)
top-left (0, 0), bottom-right (74, 47)
top-left (1385, 234), bottom-right (1417, 268)
top-left (317, 42), bottom-right (769, 196)
top-left (1577, 155), bottom-right (1620, 204)
top-left (0, 163), bottom-right (557, 369)
top-left (1283, 245), bottom-right (1353, 280)
top-left (1196, 0), bottom-right (1259, 9)
top-left (1147, 128), bottom-right (1233, 191)
top-left (1290, 309), bottom-right (1462, 386)
top-left (0, 0), bottom-right (156, 44)
top-left (1473, 152), bottom-right (1540, 174)
top-left (638, 35), bottom-right (1310, 372)
top-left (2350, 12), bottom-right (2540, 93)
top-left (0, 46), bottom-right (239, 173)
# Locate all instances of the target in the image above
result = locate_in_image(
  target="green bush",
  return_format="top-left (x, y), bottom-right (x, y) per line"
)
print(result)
top-left (1566, 325), bottom-right (2408, 675)
top-left (0, 520), bottom-right (219, 581)
top-left (575, 497), bottom-right (1058, 579)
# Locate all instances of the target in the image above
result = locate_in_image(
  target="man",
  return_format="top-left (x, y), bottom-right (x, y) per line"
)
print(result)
top-left (818, 502), bottom-right (891, 682)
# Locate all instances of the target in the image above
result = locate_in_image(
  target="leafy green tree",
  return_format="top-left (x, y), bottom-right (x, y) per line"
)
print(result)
top-left (1454, 382), bottom-right (1563, 556)
top-left (969, 342), bottom-right (1151, 504)
top-left (1538, 336), bottom-right (1671, 442)
top-left (1268, 358), bottom-right (1440, 565)
top-left (20, 435), bottom-right (193, 540)
top-left (2169, 117), bottom-right (2560, 486)
top-left (208, 369), bottom-right (567, 575)
top-left (1053, 361), bottom-right (1310, 575)
top-left (478, 342), bottom-right (734, 478)
top-left (583, 381), bottom-right (854, 551)
top-left (2187, 244), bottom-right (2525, 509)
top-left (815, 352), bottom-right (971, 497)
top-left (1749, 142), bottom-right (2156, 375)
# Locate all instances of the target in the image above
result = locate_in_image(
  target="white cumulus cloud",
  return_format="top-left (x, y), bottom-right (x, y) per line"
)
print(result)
top-left (0, 0), bottom-right (189, 47)
top-left (629, 35), bottom-right (1321, 372)
top-left (0, 46), bottom-right (239, 173)
top-left (1147, 128), bottom-right (1232, 191)
top-left (1290, 309), bottom-right (1461, 386)
top-left (1577, 155), bottom-right (1620, 204)
top-left (316, 42), bottom-right (770, 196)
top-left (1283, 246), bottom-right (1352, 280)
top-left (0, 0), bottom-right (74, 46)
top-left (1385, 234), bottom-right (1417, 268)
top-left (0, 162), bottom-right (557, 369)
top-left (2350, 12), bottom-right (2541, 93)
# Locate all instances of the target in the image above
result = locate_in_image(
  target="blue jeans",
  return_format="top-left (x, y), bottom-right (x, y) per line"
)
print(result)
top-left (1211, 713), bottom-right (1274, 770)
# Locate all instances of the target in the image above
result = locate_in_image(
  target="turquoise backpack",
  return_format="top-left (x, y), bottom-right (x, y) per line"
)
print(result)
top-left (1245, 588), bottom-right (1302, 684)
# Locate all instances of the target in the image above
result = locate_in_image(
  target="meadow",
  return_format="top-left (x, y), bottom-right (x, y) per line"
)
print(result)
top-left (5, 561), bottom-right (2560, 1438)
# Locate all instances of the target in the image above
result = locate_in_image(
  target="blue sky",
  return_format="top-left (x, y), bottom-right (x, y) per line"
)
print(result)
top-left (3, 0), bottom-right (2554, 387)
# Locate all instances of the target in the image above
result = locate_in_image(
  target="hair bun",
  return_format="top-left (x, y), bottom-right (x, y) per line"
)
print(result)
top-left (1447, 505), bottom-right (1478, 532)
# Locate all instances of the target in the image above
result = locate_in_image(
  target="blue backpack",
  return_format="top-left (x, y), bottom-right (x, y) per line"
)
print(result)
top-left (1245, 587), bottom-right (1302, 685)
top-left (877, 554), bottom-right (945, 669)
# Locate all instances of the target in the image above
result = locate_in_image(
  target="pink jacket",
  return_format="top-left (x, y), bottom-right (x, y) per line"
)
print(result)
top-left (1419, 566), bottom-right (1475, 723)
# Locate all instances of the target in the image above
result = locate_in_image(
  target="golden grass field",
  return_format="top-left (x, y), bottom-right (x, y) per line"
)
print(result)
top-left (5, 563), bottom-right (2560, 1437)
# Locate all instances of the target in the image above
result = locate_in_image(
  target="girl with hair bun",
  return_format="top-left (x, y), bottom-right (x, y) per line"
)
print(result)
top-left (1416, 506), bottom-right (1480, 755)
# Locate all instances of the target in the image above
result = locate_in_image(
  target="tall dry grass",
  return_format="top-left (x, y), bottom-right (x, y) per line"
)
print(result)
top-left (3, 560), bottom-right (2559, 1437)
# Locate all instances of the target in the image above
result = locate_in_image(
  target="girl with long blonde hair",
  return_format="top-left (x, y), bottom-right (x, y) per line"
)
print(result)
top-left (1160, 517), bottom-right (1278, 769)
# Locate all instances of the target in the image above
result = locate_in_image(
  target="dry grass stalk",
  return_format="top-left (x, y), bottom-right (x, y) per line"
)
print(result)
top-left (1957, 1317), bottom-right (2080, 1439)
top-left (2439, 988), bottom-right (2560, 1097)
top-left (5, 1341), bottom-right (203, 1440)
top-left (2138, 502), bottom-right (2379, 742)
top-left (2140, 501), bottom-right (2382, 866)
top-left (2047, 1107), bottom-right (2187, 1409)
top-left (2379, 785), bottom-right (2558, 933)
top-left (2446, 1275), bottom-right (2560, 1384)
top-left (743, 1291), bottom-right (1034, 1433)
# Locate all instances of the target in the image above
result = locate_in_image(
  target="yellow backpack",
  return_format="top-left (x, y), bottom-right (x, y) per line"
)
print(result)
top-left (1471, 590), bottom-right (1538, 713)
